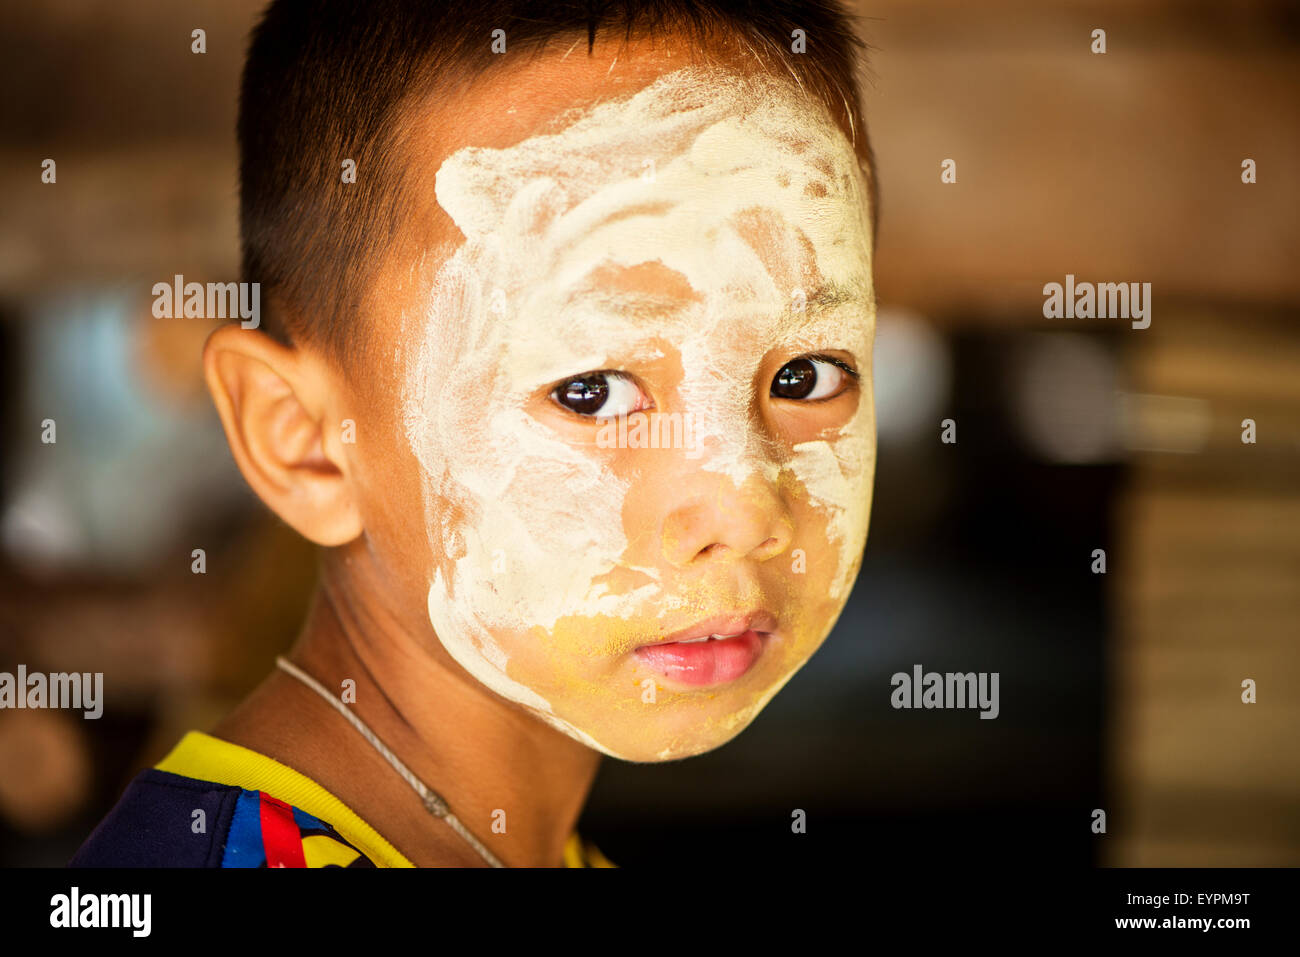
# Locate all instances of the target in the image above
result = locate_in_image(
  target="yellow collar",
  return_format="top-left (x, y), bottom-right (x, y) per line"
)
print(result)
top-left (155, 730), bottom-right (612, 867)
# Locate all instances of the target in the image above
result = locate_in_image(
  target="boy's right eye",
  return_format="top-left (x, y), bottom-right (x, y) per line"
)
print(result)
top-left (550, 371), bottom-right (651, 419)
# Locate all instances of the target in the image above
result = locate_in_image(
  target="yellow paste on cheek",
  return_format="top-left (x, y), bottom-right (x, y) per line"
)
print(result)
top-left (402, 66), bottom-right (876, 760)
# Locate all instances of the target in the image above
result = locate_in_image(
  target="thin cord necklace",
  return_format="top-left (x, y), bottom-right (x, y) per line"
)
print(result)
top-left (274, 655), bottom-right (505, 868)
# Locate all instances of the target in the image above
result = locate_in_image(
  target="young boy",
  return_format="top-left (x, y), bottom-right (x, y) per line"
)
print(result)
top-left (73, 0), bottom-right (879, 867)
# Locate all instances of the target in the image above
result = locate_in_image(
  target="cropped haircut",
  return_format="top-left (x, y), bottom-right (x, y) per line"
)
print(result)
top-left (238, 0), bottom-right (877, 370)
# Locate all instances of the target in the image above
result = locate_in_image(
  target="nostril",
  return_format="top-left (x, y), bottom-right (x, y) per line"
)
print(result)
top-left (752, 534), bottom-right (789, 562)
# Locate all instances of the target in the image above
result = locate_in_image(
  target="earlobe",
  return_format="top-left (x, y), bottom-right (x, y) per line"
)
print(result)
top-left (202, 324), bottom-right (363, 546)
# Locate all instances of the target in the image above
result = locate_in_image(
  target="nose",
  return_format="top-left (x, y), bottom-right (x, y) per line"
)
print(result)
top-left (660, 469), bottom-right (795, 567)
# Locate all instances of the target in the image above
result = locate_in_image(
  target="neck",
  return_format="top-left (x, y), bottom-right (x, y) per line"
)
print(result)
top-left (282, 560), bottom-right (602, 867)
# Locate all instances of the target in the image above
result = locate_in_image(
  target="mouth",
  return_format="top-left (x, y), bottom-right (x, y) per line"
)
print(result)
top-left (633, 610), bottom-right (777, 687)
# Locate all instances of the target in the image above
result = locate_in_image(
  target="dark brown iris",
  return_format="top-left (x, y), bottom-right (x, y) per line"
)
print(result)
top-left (555, 374), bottom-right (610, 415)
top-left (772, 358), bottom-right (818, 399)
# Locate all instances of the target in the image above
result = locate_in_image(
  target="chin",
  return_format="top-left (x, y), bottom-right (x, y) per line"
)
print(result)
top-left (564, 694), bottom-right (776, 763)
top-left (586, 734), bottom-right (742, 764)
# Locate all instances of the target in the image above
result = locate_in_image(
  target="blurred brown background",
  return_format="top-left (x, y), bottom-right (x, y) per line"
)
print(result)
top-left (0, 0), bottom-right (1296, 866)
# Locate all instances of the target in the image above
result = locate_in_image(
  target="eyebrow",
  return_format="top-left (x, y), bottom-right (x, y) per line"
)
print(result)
top-left (566, 288), bottom-right (694, 319)
top-left (801, 280), bottom-right (871, 312)
top-left (561, 277), bottom-right (871, 318)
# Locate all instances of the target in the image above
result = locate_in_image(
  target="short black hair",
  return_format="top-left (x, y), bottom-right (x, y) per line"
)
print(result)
top-left (238, 0), bottom-right (877, 369)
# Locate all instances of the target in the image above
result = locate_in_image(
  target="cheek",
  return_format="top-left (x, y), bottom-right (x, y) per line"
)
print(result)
top-left (425, 418), bottom-right (651, 643)
top-left (786, 407), bottom-right (876, 603)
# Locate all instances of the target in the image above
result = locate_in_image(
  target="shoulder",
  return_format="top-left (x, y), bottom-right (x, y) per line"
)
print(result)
top-left (70, 768), bottom-right (239, 867)
top-left (70, 768), bottom-right (376, 868)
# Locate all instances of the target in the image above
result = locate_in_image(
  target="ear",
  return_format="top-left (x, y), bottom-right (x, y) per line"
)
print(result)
top-left (202, 324), bottom-right (362, 546)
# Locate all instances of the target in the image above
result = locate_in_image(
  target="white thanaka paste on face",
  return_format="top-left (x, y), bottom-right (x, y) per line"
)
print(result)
top-left (403, 66), bottom-right (876, 759)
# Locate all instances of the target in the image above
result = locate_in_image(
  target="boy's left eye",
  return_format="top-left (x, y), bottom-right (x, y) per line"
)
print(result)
top-left (771, 355), bottom-right (859, 401)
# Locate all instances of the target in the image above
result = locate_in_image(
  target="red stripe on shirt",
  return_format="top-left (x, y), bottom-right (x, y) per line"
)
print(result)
top-left (259, 792), bottom-right (306, 868)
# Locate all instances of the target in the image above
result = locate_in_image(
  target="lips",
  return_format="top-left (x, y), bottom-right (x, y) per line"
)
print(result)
top-left (655, 610), bottom-right (778, 646)
top-left (633, 610), bottom-right (776, 687)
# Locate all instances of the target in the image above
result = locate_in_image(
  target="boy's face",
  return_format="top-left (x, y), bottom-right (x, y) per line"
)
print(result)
top-left (378, 48), bottom-right (875, 761)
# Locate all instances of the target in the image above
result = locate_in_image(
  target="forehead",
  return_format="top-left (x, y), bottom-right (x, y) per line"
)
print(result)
top-left (411, 35), bottom-right (749, 191)
top-left (382, 35), bottom-right (874, 383)
top-left (400, 34), bottom-right (866, 265)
